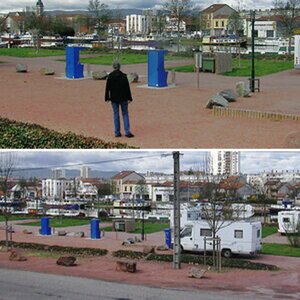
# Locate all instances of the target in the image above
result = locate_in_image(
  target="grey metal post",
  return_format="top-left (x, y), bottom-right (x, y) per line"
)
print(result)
top-left (250, 10), bottom-right (256, 92)
top-left (173, 151), bottom-right (181, 269)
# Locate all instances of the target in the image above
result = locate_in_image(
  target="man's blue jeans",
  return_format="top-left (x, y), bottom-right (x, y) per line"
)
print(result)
top-left (111, 101), bottom-right (130, 136)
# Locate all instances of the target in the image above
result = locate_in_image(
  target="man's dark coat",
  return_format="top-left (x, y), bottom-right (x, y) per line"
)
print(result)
top-left (105, 70), bottom-right (133, 103)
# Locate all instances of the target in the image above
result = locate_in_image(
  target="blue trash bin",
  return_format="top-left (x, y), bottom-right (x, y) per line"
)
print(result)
top-left (41, 217), bottom-right (51, 236)
top-left (90, 218), bottom-right (101, 239)
top-left (164, 228), bottom-right (172, 248)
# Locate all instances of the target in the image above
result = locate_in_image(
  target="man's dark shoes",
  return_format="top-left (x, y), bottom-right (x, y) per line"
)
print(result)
top-left (115, 133), bottom-right (122, 137)
top-left (125, 133), bottom-right (134, 138)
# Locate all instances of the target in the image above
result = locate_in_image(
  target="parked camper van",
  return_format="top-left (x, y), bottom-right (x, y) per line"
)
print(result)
top-left (278, 210), bottom-right (300, 234)
top-left (295, 35), bottom-right (300, 69)
top-left (179, 220), bottom-right (262, 258)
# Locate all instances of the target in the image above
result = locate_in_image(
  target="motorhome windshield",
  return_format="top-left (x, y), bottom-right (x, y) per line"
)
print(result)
top-left (180, 227), bottom-right (192, 238)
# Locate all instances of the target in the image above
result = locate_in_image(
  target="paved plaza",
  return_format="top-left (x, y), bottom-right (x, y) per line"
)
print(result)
top-left (0, 220), bottom-right (299, 299)
top-left (0, 55), bottom-right (300, 148)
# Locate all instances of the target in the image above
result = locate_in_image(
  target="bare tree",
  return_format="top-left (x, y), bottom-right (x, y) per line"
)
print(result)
top-left (164, 0), bottom-right (193, 52)
top-left (199, 153), bottom-right (244, 267)
top-left (0, 14), bottom-right (8, 33)
top-left (88, 0), bottom-right (110, 42)
top-left (273, 0), bottom-right (300, 54)
top-left (0, 152), bottom-right (16, 250)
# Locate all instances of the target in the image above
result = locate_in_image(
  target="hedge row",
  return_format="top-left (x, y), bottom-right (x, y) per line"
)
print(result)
top-left (112, 250), bottom-right (147, 260)
top-left (0, 117), bottom-right (134, 149)
top-left (112, 250), bottom-right (279, 271)
top-left (0, 241), bottom-right (108, 256)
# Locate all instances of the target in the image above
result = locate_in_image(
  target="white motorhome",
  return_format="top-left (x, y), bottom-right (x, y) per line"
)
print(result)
top-left (179, 220), bottom-right (262, 258)
top-left (278, 210), bottom-right (300, 234)
top-left (295, 35), bottom-right (300, 69)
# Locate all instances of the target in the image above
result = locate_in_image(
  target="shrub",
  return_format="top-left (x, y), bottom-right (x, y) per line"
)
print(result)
top-left (0, 241), bottom-right (108, 256)
top-left (112, 250), bottom-right (147, 260)
top-left (0, 117), bottom-right (135, 149)
top-left (146, 253), bottom-right (279, 271)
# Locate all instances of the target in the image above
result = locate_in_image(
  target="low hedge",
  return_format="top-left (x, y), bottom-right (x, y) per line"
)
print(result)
top-left (0, 241), bottom-right (108, 256)
top-left (112, 250), bottom-right (279, 271)
top-left (112, 250), bottom-right (147, 260)
top-left (0, 117), bottom-right (134, 149)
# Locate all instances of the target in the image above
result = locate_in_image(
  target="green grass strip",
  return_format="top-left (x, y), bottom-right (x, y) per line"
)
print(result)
top-left (262, 243), bottom-right (300, 257)
top-left (0, 117), bottom-right (135, 149)
top-left (80, 53), bottom-right (189, 65)
top-left (262, 226), bottom-right (278, 238)
top-left (18, 217), bottom-right (92, 228)
top-left (0, 48), bottom-right (66, 57)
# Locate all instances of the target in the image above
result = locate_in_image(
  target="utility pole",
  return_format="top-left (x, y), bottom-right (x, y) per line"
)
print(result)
top-left (173, 151), bottom-right (181, 269)
top-left (250, 10), bottom-right (256, 92)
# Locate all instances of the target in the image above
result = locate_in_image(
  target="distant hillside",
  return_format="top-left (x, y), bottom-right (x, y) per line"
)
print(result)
top-left (46, 9), bottom-right (143, 18)
top-left (13, 169), bottom-right (117, 180)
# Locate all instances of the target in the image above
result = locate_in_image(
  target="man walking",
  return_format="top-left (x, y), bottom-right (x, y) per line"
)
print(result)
top-left (105, 61), bottom-right (134, 138)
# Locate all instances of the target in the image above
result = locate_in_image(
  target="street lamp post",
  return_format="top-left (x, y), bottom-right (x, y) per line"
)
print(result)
top-left (141, 199), bottom-right (145, 241)
top-left (250, 10), bottom-right (256, 93)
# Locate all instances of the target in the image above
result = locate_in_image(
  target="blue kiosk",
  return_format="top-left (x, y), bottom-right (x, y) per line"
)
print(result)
top-left (66, 47), bottom-right (84, 79)
top-left (90, 218), bottom-right (101, 240)
top-left (148, 50), bottom-right (168, 87)
top-left (40, 217), bottom-right (51, 236)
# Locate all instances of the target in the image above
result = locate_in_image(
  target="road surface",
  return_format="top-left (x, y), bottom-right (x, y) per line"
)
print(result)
top-left (0, 268), bottom-right (260, 300)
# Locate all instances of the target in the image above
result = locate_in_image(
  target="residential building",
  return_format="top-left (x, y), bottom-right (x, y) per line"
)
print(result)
top-left (111, 171), bottom-right (145, 199)
top-left (52, 168), bottom-right (66, 179)
top-left (200, 4), bottom-right (236, 36)
top-left (42, 178), bottom-right (72, 199)
top-left (80, 166), bottom-right (91, 179)
top-left (244, 16), bottom-right (278, 39)
top-left (164, 16), bottom-right (186, 33)
top-left (210, 151), bottom-right (240, 176)
top-left (6, 12), bottom-right (26, 34)
top-left (126, 14), bottom-right (150, 34)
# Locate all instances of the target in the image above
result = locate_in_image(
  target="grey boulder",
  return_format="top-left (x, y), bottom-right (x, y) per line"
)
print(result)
top-left (92, 71), bottom-right (108, 80)
top-left (236, 81), bottom-right (251, 97)
top-left (127, 72), bottom-right (139, 83)
top-left (16, 64), bottom-right (28, 73)
top-left (219, 89), bottom-right (238, 102)
top-left (40, 67), bottom-right (55, 75)
top-left (206, 94), bottom-right (229, 109)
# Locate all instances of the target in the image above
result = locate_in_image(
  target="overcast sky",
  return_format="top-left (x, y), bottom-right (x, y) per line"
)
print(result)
top-left (0, 0), bottom-right (275, 13)
top-left (1, 150), bottom-right (299, 175)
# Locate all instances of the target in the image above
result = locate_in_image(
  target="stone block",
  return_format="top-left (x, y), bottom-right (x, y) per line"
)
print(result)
top-left (56, 256), bottom-right (76, 266)
top-left (40, 67), bottom-right (55, 75)
top-left (127, 72), bottom-right (139, 83)
top-left (116, 260), bottom-right (137, 273)
top-left (219, 89), bottom-right (238, 102)
top-left (206, 94), bottom-right (228, 109)
top-left (92, 71), bottom-right (108, 80)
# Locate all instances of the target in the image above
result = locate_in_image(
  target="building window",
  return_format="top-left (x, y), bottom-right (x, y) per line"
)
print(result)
top-left (266, 30), bottom-right (274, 38)
top-left (216, 21), bottom-right (219, 27)
top-left (234, 230), bottom-right (243, 239)
top-left (200, 228), bottom-right (212, 237)
top-left (156, 195), bottom-right (162, 201)
top-left (124, 186), bottom-right (127, 192)
top-left (222, 21), bottom-right (224, 27)
top-left (130, 187), bottom-right (132, 192)
top-left (257, 229), bottom-right (261, 238)
top-left (283, 217), bottom-right (290, 223)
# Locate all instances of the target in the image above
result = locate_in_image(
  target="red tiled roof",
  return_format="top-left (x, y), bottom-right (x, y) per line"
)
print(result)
top-left (201, 4), bottom-right (228, 14)
top-left (111, 171), bottom-right (134, 180)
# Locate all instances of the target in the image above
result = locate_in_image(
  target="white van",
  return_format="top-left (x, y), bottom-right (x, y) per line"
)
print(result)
top-left (278, 210), bottom-right (300, 234)
top-left (179, 220), bottom-right (262, 258)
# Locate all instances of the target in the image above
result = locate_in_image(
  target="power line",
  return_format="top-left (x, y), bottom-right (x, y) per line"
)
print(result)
top-left (13, 153), bottom-right (172, 173)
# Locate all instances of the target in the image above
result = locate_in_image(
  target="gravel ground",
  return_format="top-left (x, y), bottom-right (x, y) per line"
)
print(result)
top-left (0, 55), bottom-right (299, 148)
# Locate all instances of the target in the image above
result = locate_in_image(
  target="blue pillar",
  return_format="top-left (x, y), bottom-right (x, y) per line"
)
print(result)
top-left (41, 217), bottom-right (51, 236)
top-left (164, 228), bottom-right (172, 248)
top-left (148, 50), bottom-right (168, 87)
top-left (90, 218), bottom-right (101, 239)
top-left (66, 47), bottom-right (84, 79)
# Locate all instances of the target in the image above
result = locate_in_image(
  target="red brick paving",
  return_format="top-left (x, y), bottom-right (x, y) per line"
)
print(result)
top-left (0, 221), bottom-right (299, 299)
top-left (0, 55), bottom-right (299, 148)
